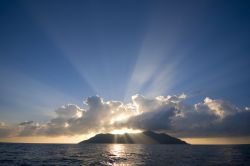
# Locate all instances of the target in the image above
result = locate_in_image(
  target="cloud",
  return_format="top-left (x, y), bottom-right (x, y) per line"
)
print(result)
top-left (0, 94), bottom-right (249, 138)
top-left (55, 104), bottom-right (85, 119)
top-left (125, 94), bottom-right (185, 130)
top-left (172, 97), bottom-right (249, 137)
top-left (0, 122), bottom-right (13, 137)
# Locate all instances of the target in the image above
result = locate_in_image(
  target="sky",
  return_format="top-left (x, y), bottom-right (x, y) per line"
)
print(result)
top-left (0, 0), bottom-right (250, 144)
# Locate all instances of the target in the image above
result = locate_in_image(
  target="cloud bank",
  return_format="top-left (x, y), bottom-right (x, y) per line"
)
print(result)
top-left (0, 94), bottom-right (250, 138)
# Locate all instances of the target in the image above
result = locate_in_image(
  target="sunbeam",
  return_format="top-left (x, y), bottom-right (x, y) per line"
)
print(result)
top-left (123, 6), bottom-right (186, 101)
top-left (1, 0), bottom-right (250, 146)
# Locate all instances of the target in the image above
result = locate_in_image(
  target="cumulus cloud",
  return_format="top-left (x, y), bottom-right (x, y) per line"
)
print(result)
top-left (55, 104), bottom-right (85, 119)
top-left (0, 94), bottom-right (249, 138)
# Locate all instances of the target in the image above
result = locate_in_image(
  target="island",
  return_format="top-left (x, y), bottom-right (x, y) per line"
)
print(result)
top-left (79, 131), bottom-right (188, 144)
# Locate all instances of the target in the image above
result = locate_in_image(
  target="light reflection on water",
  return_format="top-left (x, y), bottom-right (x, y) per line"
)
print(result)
top-left (105, 144), bottom-right (146, 166)
top-left (102, 144), bottom-right (138, 166)
top-left (0, 143), bottom-right (250, 165)
top-left (109, 144), bottom-right (125, 158)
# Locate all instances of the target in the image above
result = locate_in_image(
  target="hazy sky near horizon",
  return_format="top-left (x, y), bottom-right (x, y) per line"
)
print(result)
top-left (0, 0), bottom-right (250, 143)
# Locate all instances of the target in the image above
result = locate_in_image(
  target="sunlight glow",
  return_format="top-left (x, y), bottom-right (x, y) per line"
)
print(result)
top-left (111, 128), bottom-right (142, 135)
top-left (64, 122), bottom-right (69, 128)
top-left (110, 114), bottom-right (130, 125)
top-left (108, 144), bottom-right (125, 158)
top-left (182, 137), bottom-right (250, 145)
top-left (0, 135), bottom-right (88, 144)
top-left (76, 110), bottom-right (83, 118)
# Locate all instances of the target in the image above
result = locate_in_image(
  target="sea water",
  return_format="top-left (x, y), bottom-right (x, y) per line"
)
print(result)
top-left (0, 143), bottom-right (250, 165)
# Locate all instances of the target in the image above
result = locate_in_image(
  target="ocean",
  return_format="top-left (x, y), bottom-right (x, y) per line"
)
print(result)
top-left (0, 143), bottom-right (249, 165)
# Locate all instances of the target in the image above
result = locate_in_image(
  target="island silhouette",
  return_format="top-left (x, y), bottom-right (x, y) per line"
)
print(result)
top-left (79, 131), bottom-right (188, 144)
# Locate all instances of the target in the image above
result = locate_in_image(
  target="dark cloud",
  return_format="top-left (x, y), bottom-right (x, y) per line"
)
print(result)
top-left (126, 107), bottom-right (176, 130)
top-left (19, 121), bottom-right (34, 126)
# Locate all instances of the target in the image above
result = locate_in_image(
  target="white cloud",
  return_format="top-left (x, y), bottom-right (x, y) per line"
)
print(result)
top-left (0, 94), bottom-right (249, 138)
top-left (55, 104), bottom-right (85, 119)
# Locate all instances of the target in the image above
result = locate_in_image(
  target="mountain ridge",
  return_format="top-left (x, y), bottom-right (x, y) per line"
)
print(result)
top-left (79, 131), bottom-right (188, 144)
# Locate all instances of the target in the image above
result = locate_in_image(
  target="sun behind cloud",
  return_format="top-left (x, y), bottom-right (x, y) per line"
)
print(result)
top-left (111, 128), bottom-right (142, 135)
top-left (1, 94), bottom-right (250, 144)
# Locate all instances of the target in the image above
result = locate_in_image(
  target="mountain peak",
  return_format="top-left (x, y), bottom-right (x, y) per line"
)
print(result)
top-left (79, 131), bottom-right (188, 144)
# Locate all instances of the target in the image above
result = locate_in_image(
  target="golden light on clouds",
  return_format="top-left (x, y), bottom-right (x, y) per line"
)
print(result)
top-left (1, 95), bottom-right (250, 144)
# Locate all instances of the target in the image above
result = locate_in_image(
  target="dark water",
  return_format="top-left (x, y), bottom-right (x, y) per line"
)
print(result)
top-left (0, 143), bottom-right (250, 166)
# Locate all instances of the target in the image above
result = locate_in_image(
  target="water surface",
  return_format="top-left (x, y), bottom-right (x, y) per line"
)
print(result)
top-left (0, 143), bottom-right (249, 165)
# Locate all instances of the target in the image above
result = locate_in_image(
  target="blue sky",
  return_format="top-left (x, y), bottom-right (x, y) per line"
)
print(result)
top-left (0, 0), bottom-right (250, 124)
